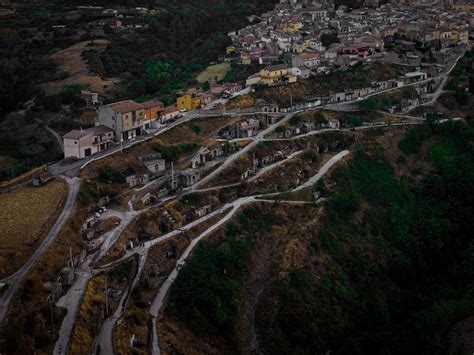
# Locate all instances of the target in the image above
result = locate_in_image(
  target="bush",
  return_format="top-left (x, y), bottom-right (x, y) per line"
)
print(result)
top-left (289, 115), bottom-right (300, 125)
top-left (398, 124), bottom-right (432, 155)
top-left (98, 166), bottom-right (125, 184)
top-left (346, 114), bottom-right (363, 127)
top-left (191, 125), bottom-right (201, 134)
top-left (313, 112), bottom-right (328, 124)
top-left (152, 143), bottom-right (197, 161)
top-left (455, 88), bottom-right (468, 106)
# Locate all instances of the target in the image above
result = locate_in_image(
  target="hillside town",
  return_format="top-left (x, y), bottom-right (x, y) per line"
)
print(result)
top-left (1, 0), bottom-right (474, 354)
top-left (60, 0), bottom-right (472, 162)
top-left (227, 0), bottom-right (471, 86)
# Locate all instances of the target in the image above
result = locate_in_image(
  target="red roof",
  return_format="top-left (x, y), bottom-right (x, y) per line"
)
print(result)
top-left (301, 53), bottom-right (320, 59)
top-left (107, 100), bottom-right (143, 113)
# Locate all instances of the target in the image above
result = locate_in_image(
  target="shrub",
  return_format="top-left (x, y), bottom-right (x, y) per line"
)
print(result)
top-left (152, 143), bottom-right (197, 161)
top-left (98, 166), bottom-right (125, 184)
top-left (346, 114), bottom-right (363, 127)
top-left (398, 124), bottom-right (432, 155)
top-left (289, 115), bottom-right (300, 125)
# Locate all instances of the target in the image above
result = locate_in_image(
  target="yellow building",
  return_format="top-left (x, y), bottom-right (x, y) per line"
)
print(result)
top-left (241, 51), bottom-right (251, 65)
top-left (282, 20), bottom-right (302, 33)
top-left (287, 75), bottom-right (298, 84)
top-left (226, 46), bottom-right (235, 55)
top-left (451, 29), bottom-right (469, 44)
top-left (259, 64), bottom-right (289, 85)
top-left (176, 95), bottom-right (201, 111)
top-left (452, 2), bottom-right (474, 12)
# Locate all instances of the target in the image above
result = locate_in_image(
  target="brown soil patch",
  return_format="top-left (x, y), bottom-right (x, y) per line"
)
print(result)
top-left (39, 40), bottom-right (119, 95)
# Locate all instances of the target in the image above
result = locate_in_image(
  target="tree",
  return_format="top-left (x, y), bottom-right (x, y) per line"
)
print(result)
top-left (201, 81), bottom-right (211, 91)
top-left (346, 114), bottom-right (363, 127)
top-left (321, 32), bottom-right (340, 48)
top-left (455, 87), bottom-right (468, 106)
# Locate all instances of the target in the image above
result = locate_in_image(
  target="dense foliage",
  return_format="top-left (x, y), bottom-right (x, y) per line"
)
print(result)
top-left (98, 0), bottom-right (276, 103)
top-left (167, 238), bottom-right (253, 339)
top-left (166, 206), bottom-right (275, 340)
top-left (272, 120), bottom-right (474, 354)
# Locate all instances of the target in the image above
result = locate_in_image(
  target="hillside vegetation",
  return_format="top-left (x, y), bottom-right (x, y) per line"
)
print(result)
top-left (259, 119), bottom-right (474, 354)
top-left (158, 120), bottom-right (474, 354)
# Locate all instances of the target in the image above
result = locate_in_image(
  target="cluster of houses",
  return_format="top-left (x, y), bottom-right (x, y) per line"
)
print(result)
top-left (175, 83), bottom-right (242, 111)
top-left (225, 0), bottom-right (471, 86)
top-left (278, 117), bottom-right (341, 139)
top-left (241, 151), bottom-right (287, 180)
top-left (218, 114), bottom-right (281, 140)
top-left (63, 82), bottom-right (245, 160)
top-left (63, 99), bottom-right (173, 159)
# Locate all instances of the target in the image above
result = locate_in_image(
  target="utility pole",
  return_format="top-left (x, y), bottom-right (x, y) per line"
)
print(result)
top-left (97, 183), bottom-right (100, 204)
top-left (171, 162), bottom-right (175, 190)
top-left (25, 217), bottom-right (29, 241)
top-left (50, 301), bottom-right (55, 337)
top-left (69, 247), bottom-right (74, 269)
top-left (104, 275), bottom-right (109, 317)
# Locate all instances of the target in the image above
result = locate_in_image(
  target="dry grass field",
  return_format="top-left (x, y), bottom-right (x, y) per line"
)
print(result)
top-left (0, 179), bottom-right (68, 278)
top-left (39, 40), bottom-right (119, 95)
top-left (196, 63), bottom-right (230, 83)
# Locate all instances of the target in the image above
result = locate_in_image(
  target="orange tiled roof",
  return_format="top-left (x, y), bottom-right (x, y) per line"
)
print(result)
top-left (107, 100), bottom-right (143, 113)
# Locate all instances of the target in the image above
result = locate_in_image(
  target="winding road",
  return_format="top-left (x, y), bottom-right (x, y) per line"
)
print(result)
top-left (149, 149), bottom-right (351, 354)
top-left (0, 177), bottom-right (81, 323)
top-left (53, 207), bottom-right (137, 355)
top-left (3, 44), bottom-right (466, 354)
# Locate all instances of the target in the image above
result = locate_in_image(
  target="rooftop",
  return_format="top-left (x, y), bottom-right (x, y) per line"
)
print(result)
top-left (141, 100), bottom-right (164, 109)
top-left (107, 100), bottom-right (144, 113)
top-left (63, 125), bottom-right (113, 140)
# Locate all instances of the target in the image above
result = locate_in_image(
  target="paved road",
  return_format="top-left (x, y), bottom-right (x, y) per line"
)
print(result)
top-left (263, 121), bottom-right (422, 142)
top-left (191, 110), bottom-right (300, 190)
top-left (0, 177), bottom-right (81, 323)
top-left (293, 150), bottom-right (349, 191)
top-left (54, 255), bottom-right (94, 355)
top-left (408, 50), bottom-right (466, 111)
top-left (95, 250), bottom-right (148, 355)
top-left (44, 46), bottom-right (468, 353)
top-left (326, 47), bottom-right (466, 113)
top-left (53, 208), bottom-right (136, 355)
top-left (248, 150), bottom-right (303, 182)
top-left (149, 149), bottom-right (352, 354)
top-left (150, 197), bottom-right (255, 355)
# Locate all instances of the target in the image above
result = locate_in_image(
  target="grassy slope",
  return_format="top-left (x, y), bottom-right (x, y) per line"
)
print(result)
top-left (0, 179), bottom-right (68, 278)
